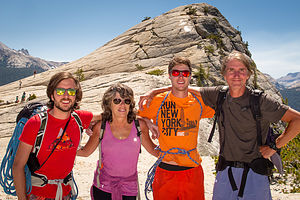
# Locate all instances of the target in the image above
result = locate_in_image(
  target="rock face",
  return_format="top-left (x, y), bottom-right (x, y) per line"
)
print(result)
top-left (0, 3), bottom-right (284, 156)
top-left (0, 42), bottom-right (67, 86)
top-left (58, 4), bottom-right (249, 81)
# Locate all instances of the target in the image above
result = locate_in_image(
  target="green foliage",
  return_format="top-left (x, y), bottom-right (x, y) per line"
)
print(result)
top-left (0, 99), bottom-right (3, 103)
top-left (75, 68), bottom-right (85, 82)
top-left (185, 6), bottom-right (197, 15)
top-left (142, 17), bottom-right (151, 22)
top-left (203, 6), bottom-right (209, 15)
top-left (213, 17), bottom-right (219, 24)
top-left (280, 87), bottom-right (300, 111)
top-left (28, 93), bottom-right (36, 101)
top-left (207, 34), bottom-right (224, 49)
top-left (252, 68), bottom-right (258, 89)
top-left (278, 134), bottom-right (300, 193)
top-left (244, 41), bottom-right (249, 49)
top-left (204, 45), bottom-right (214, 55)
top-left (194, 65), bottom-right (208, 87)
top-left (282, 97), bottom-right (288, 105)
top-left (146, 69), bottom-right (164, 76)
top-left (136, 64), bottom-right (145, 70)
top-left (236, 26), bottom-right (241, 35)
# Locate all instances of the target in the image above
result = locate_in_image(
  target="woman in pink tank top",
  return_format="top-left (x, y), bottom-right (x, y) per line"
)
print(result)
top-left (77, 83), bottom-right (158, 200)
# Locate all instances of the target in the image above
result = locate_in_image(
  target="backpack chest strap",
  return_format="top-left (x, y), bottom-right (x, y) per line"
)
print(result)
top-left (31, 172), bottom-right (75, 200)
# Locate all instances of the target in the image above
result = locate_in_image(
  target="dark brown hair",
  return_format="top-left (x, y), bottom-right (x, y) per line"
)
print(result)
top-left (101, 82), bottom-right (136, 123)
top-left (168, 57), bottom-right (192, 74)
top-left (46, 72), bottom-right (82, 110)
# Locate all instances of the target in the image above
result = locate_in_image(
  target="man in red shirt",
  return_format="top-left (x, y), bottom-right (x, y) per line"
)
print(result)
top-left (13, 72), bottom-right (99, 200)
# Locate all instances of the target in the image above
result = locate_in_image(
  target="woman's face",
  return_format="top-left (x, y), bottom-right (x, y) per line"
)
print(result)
top-left (110, 92), bottom-right (131, 119)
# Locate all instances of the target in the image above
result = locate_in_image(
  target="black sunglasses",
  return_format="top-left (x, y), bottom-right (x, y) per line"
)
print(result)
top-left (113, 98), bottom-right (131, 105)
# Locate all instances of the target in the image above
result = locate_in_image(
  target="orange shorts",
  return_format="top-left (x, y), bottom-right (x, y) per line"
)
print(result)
top-left (152, 164), bottom-right (205, 200)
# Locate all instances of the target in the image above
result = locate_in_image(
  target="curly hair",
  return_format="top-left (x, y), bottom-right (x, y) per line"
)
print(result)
top-left (46, 72), bottom-right (82, 110)
top-left (101, 82), bottom-right (136, 123)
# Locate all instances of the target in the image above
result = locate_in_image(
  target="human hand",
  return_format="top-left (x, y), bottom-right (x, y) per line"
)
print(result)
top-left (150, 125), bottom-right (159, 139)
top-left (259, 145), bottom-right (276, 159)
top-left (86, 120), bottom-right (99, 136)
top-left (138, 93), bottom-right (153, 111)
top-left (146, 120), bottom-right (159, 139)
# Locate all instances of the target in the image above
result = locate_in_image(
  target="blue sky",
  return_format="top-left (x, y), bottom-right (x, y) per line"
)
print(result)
top-left (1, 0), bottom-right (299, 79)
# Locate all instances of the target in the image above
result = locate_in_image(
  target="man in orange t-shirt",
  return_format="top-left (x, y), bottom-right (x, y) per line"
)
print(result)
top-left (139, 57), bottom-right (214, 200)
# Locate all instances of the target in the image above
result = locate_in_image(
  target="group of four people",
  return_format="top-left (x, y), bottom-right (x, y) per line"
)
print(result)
top-left (12, 50), bottom-right (300, 200)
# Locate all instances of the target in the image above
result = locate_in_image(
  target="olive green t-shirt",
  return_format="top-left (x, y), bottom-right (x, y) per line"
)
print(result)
top-left (200, 86), bottom-right (289, 163)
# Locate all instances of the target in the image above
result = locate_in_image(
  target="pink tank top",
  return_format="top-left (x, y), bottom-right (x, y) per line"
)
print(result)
top-left (92, 121), bottom-right (141, 199)
top-left (101, 121), bottom-right (141, 177)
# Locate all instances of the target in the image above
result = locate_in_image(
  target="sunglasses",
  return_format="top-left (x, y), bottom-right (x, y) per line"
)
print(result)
top-left (113, 98), bottom-right (131, 105)
top-left (55, 88), bottom-right (77, 96)
top-left (171, 70), bottom-right (191, 77)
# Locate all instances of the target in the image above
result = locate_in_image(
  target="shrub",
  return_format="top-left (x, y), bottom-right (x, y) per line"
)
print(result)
top-left (213, 17), bottom-right (219, 24)
top-left (244, 41), bottom-right (249, 49)
top-left (28, 93), bottom-right (37, 101)
top-left (185, 6), bottom-right (197, 15)
top-left (146, 69), bottom-right (164, 76)
top-left (207, 34), bottom-right (224, 49)
top-left (142, 17), bottom-right (151, 22)
top-left (136, 64), bottom-right (145, 70)
top-left (75, 68), bottom-right (85, 82)
top-left (204, 45), bottom-right (214, 55)
top-left (194, 65), bottom-right (208, 87)
top-left (252, 68), bottom-right (258, 89)
top-left (203, 6), bottom-right (209, 15)
top-left (279, 134), bottom-right (300, 193)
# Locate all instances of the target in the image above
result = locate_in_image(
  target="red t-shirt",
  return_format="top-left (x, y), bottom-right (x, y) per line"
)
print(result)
top-left (20, 110), bottom-right (93, 198)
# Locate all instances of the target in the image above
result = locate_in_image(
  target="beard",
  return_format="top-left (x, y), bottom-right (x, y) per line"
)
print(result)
top-left (53, 97), bottom-right (75, 112)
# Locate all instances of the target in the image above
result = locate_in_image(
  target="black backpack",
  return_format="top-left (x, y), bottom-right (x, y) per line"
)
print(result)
top-left (208, 86), bottom-right (283, 198)
top-left (0, 102), bottom-right (82, 196)
top-left (208, 86), bottom-right (281, 151)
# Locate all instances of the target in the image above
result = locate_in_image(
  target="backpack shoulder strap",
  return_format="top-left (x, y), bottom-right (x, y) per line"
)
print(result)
top-left (249, 89), bottom-right (264, 146)
top-left (208, 86), bottom-right (229, 142)
top-left (32, 111), bottom-right (48, 157)
top-left (71, 112), bottom-right (83, 145)
top-left (98, 120), bottom-right (106, 167)
top-left (134, 119), bottom-right (142, 153)
top-left (134, 119), bottom-right (142, 137)
top-left (99, 120), bottom-right (106, 141)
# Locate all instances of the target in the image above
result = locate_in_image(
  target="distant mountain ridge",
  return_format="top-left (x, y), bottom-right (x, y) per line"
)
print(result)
top-left (264, 72), bottom-right (300, 111)
top-left (0, 3), bottom-right (285, 138)
top-left (277, 72), bottom-right (300, 88)
top-left (0, 42), bottom-right (67, 86)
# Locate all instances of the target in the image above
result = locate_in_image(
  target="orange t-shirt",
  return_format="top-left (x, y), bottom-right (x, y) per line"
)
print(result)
top-left (138, 91), bottom-right (214, 167)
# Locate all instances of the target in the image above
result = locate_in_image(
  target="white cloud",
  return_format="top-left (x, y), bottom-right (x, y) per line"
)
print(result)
top-left (246, 32), bottom-right (300, 79)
